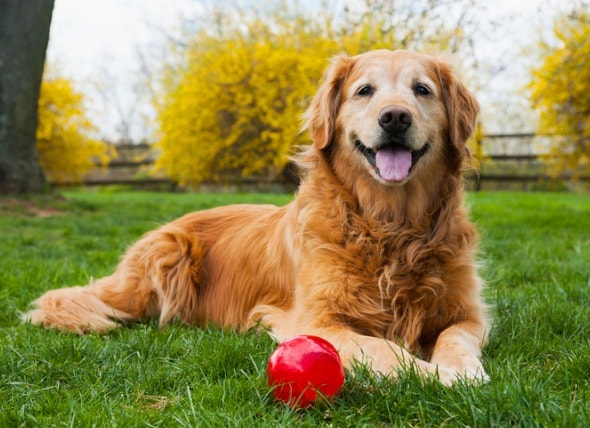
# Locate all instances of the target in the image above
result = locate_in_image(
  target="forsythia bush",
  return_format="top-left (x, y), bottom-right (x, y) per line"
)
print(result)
top-left (528, 10), bottom-right (590, 177)
top-left (155, 7), bottom-right (459, 185)
top-left (37, 75), bottom-right (110, 183)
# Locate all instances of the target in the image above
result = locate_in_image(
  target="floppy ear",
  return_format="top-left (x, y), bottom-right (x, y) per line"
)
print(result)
top-left (436, 60), bottom-right (480, 156)
top-left (303, 55), bottom-right (353, 149)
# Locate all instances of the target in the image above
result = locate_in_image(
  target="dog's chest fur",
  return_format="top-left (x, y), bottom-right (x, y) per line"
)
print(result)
top-left (300, 200), bottom-right (468, 356)
top-left (350, 220), bottom-right (460, 348)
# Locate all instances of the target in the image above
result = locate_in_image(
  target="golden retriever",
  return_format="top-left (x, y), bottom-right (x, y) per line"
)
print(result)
top-left (24, 50), bottom-right (488, 385)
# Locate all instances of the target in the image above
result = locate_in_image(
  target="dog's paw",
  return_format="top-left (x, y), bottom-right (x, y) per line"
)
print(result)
top-left (435, 366), bottom-right (460, 386)
top-left (449, 359), bottom-right (489, 385)
top-left (459, 362), bottom-right (490, 384)
top-left (433, 359), bottom-right (489, 386)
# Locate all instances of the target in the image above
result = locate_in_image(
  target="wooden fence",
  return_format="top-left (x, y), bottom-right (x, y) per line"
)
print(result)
top-left (67, 134), bottom-right (589, 192)
top-left (470, 133), bottom-right (588, 191)
top-left (74, 143), bottom-right (174, 189)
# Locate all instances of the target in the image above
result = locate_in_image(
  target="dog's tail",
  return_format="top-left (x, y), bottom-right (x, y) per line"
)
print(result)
top-left (22, 224), bottom-right (204, 334)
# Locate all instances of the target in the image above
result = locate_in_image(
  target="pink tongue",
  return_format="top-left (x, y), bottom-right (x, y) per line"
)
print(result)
top-left (375, 148), bottom-right (412, 182)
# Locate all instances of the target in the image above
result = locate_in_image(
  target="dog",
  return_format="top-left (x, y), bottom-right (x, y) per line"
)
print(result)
top-left (24, 50), bottom-right (489, 385)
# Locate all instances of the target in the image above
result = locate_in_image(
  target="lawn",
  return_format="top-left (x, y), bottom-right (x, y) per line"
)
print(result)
top-left (1, 189), bottom-right (588, 426)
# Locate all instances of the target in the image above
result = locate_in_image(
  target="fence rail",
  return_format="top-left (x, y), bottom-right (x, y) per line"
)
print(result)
top-left (62, 136), bottom-right (588, 191)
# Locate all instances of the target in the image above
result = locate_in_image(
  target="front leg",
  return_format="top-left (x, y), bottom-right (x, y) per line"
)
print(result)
top-left (317, 327), bottom-right (461, 385)
top-left (429, 320), bottom-right (489, 383)
top-left (258, 307), bottom-right (460, 386)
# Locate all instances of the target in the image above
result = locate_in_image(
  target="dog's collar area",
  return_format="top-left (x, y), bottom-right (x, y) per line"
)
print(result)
top-left (354, 139), bottom-right (430, 172)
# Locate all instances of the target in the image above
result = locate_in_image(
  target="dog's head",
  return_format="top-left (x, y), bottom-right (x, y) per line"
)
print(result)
top-left (303, 50), bottom-right (479, 186)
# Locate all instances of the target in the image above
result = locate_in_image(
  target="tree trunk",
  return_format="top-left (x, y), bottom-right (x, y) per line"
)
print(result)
top-left (0, 0), bottom-right (54, 194)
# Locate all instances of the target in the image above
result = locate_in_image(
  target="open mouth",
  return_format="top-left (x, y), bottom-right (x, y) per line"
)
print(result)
top-left (354, 139), bottom-right (430, 182)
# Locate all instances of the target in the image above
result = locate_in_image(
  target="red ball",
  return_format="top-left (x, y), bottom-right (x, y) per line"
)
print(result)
top-left (267, 335), bottom-right (345, 408)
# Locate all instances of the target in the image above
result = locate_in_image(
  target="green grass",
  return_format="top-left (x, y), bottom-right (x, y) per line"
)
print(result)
top-left (1, 189), bottom-right (589, 426)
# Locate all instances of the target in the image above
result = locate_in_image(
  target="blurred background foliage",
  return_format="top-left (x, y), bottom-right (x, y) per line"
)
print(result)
top-left (36, 69), bottom-right (112, 184)
top-left (528, 10), bottom-right (590, 179)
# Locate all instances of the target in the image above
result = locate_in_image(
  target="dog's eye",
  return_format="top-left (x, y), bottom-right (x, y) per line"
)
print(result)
top-left (414, 84), bottom-right (431, 96)
top-left (357, 85), bottom-right (374, 97)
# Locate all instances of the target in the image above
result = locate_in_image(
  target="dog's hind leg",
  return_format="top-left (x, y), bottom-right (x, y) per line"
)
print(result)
top-left (22, 277), bottom-right (140, 334)
top-left (23, 224), bottom-right (204, 333)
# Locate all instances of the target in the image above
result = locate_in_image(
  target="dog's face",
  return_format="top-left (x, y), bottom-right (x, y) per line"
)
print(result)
top-left (304, 50), bottom-right (479, 186)
top-left (339, 51), bottom-right (447, 184)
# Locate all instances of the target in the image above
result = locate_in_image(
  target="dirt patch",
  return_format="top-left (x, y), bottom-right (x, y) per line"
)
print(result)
top-left (0, 195), bottom-right (67, 217)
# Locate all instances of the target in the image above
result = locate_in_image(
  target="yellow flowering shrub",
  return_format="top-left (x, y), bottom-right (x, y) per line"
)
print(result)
top-left (528, 11), bottom-right (590, 177)
top-left (37, 76), bottom-right (111, 183)
top-left (155, 7), bottom-right (459, 185)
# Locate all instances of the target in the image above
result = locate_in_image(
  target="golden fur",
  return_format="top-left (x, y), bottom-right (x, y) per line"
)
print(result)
top-left (24, 50), bottom-right (488, 385)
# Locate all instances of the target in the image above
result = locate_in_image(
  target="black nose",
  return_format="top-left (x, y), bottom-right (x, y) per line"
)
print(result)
top-left (378, 106), bottom-right (412, 134)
